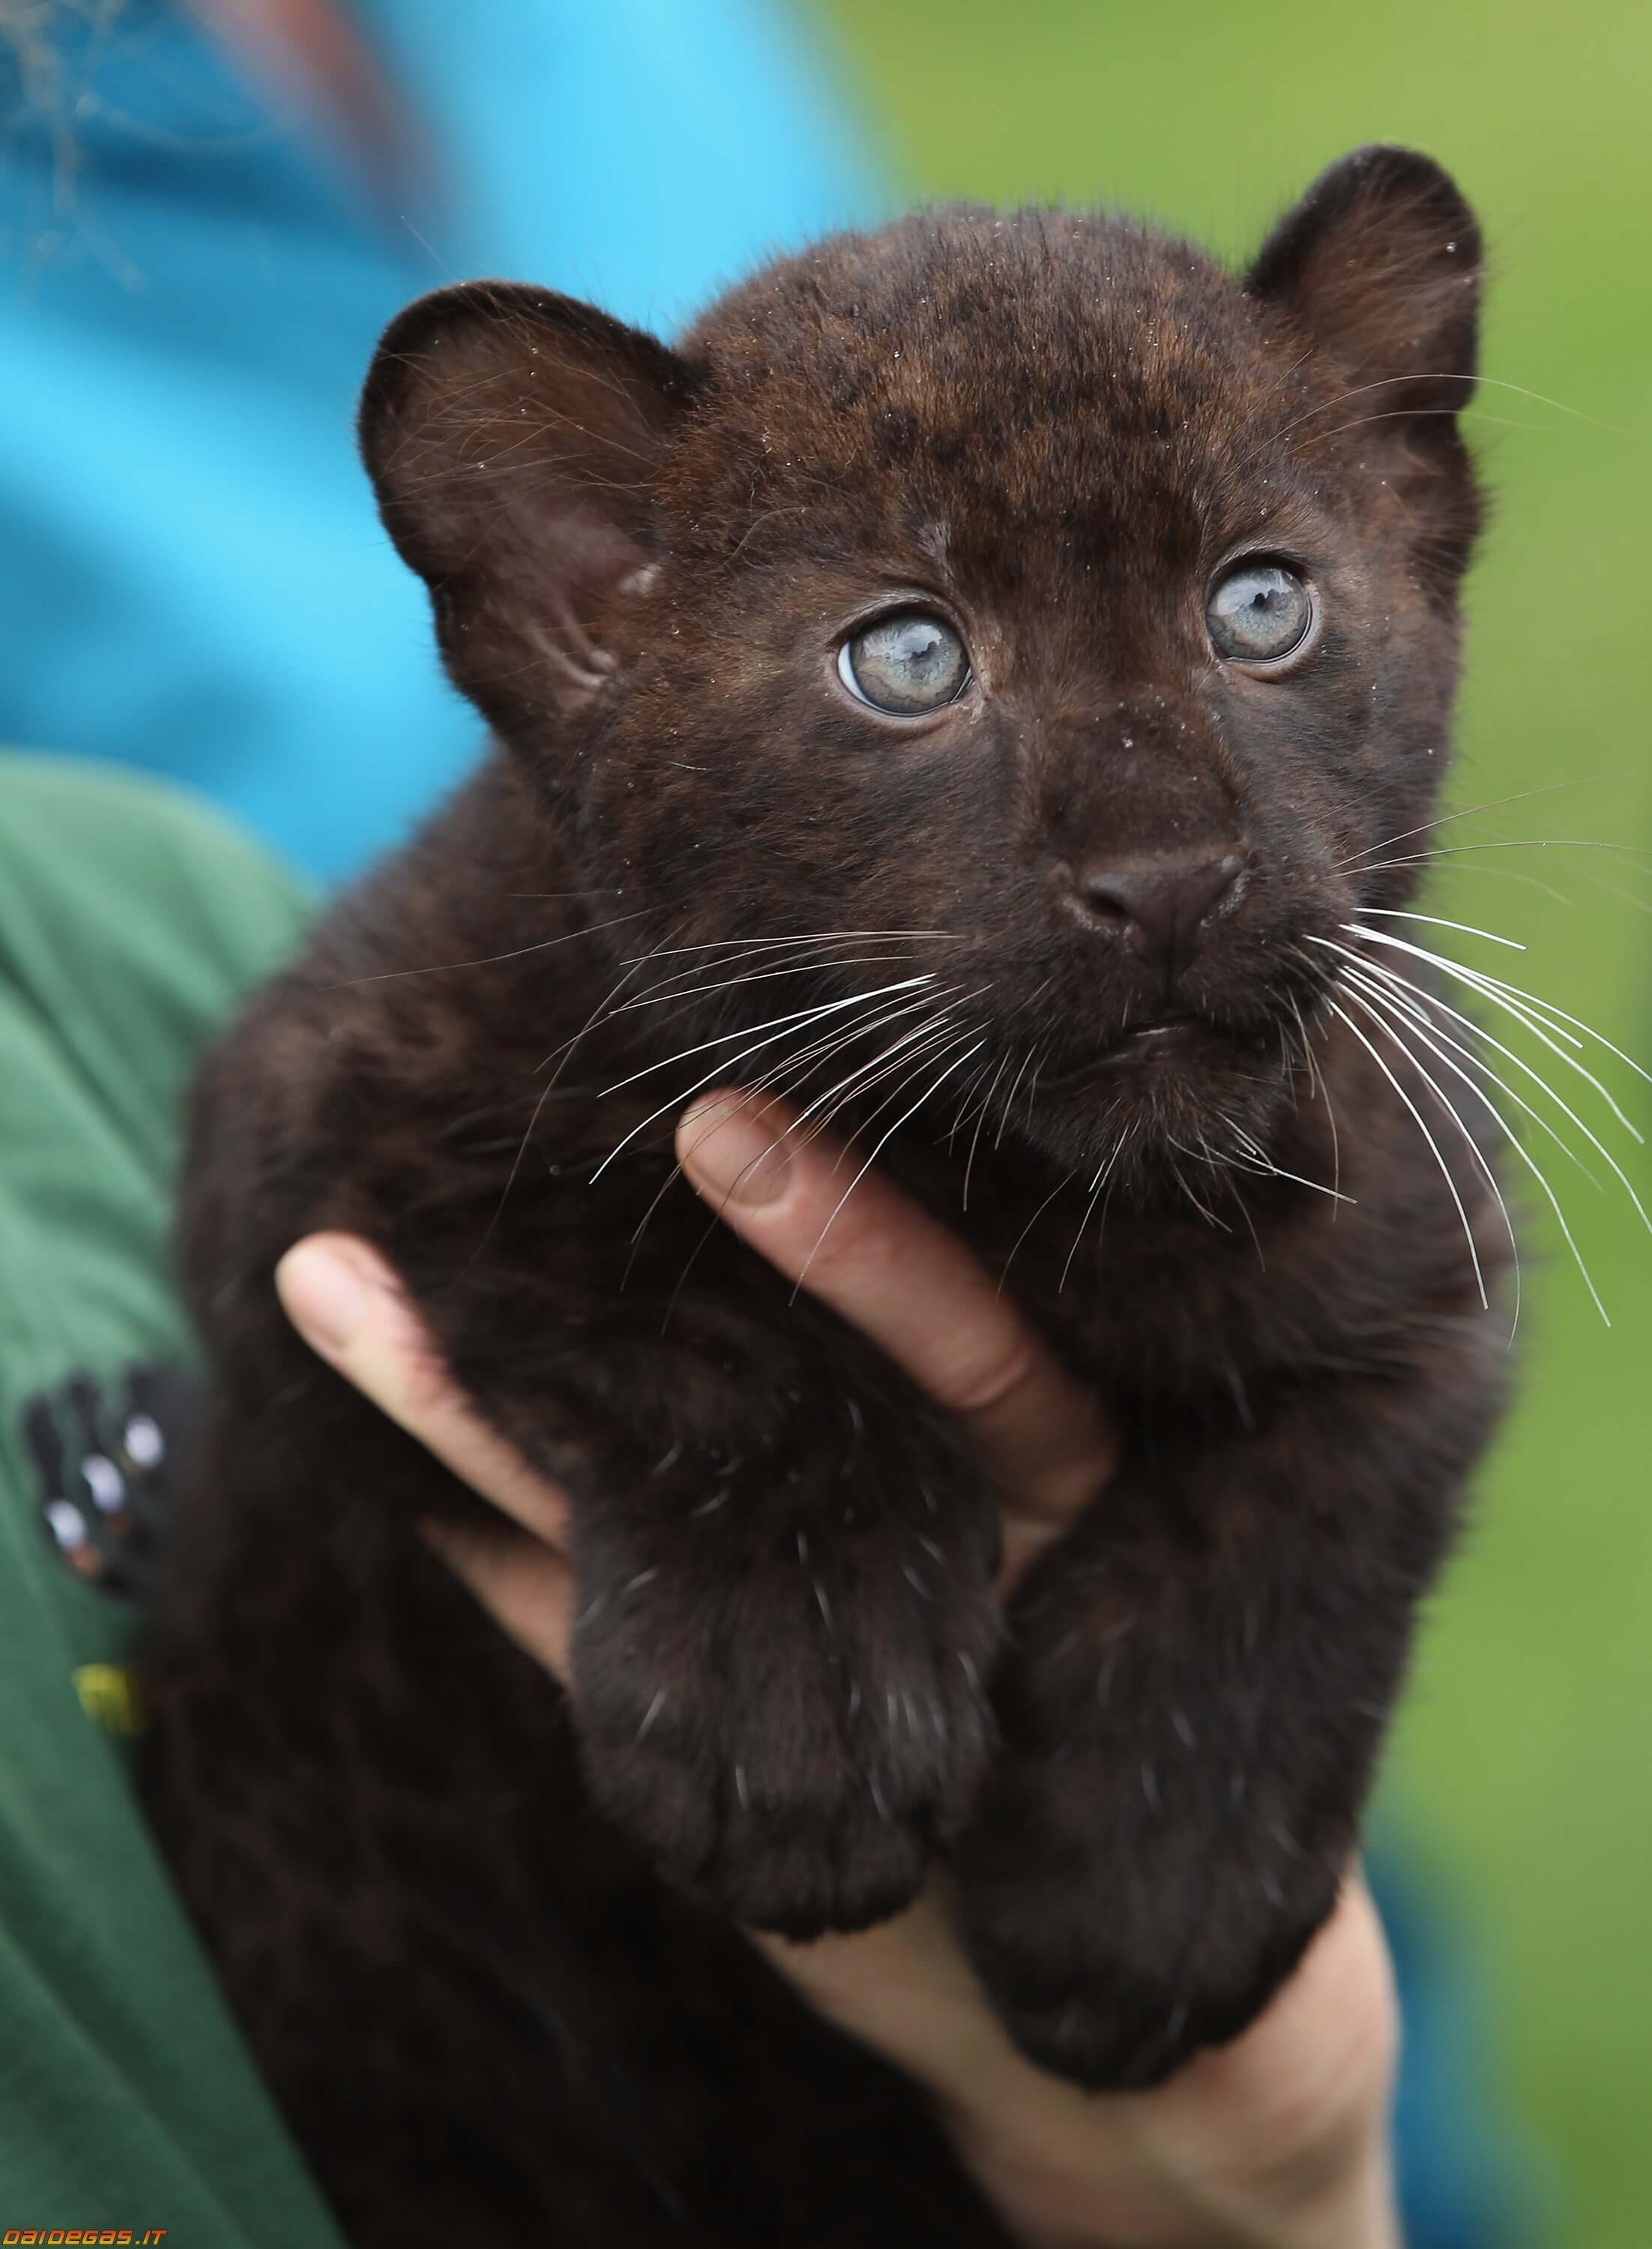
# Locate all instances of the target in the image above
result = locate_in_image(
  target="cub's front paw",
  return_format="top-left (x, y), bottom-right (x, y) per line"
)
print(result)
top-left (570, 1490), bottom-right (1000, 1936)
top-left (966, 1936), bottom-right (1294, 2091)
top-left (959, 1806), bottom-right (1345, 2089)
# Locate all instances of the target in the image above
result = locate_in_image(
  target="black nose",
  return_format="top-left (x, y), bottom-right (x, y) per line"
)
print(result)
top-left (1068, 852), bottom-right (1246, 979)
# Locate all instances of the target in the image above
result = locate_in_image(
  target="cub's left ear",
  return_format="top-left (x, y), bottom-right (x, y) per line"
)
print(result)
top-left (1248, 145), bottom-right (1481, 409)
top-left (359, 281), bottom-right (701, 734)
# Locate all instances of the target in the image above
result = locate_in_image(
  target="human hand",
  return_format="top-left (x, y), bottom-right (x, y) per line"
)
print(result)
top-left (275, 1092), bottom-right (1400, 2249)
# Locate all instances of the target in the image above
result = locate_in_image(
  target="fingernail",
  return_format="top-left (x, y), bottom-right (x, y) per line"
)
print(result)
top-left (275, 1240), bottom-right (373, 1353)
top-left (679, 1098), bottom-right (793, 1209)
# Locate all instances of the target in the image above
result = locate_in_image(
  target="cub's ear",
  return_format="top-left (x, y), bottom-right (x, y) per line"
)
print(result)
top-left (1247, 148), bottom-right (1483, 576)
top-left (1248, 145), bottom-right (1481, 408)
top-left (359, 282), bottom-right (700, 730)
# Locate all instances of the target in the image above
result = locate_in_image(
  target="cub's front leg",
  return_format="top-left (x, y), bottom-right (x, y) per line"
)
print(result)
top-left (480, 1321), bottom-right (1004, 1937)
top-left (955, 1318), bottom-right (1504, 2088)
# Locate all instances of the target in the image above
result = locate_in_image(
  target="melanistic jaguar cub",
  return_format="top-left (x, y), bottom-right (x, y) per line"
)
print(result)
top-left (142, 146), bottom-right (1510, 2246)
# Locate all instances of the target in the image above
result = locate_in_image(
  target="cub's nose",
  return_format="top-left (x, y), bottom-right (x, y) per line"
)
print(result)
top-left (1067, 851), bottom-right (1246, 980)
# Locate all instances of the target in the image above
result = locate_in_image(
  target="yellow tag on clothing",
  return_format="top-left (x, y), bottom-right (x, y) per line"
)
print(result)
top-left (73, 1663), bottom-right (144, 1738)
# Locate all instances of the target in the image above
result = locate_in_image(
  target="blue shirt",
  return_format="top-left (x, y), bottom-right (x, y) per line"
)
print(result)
top-left (0, 0), bottom-right (885, 879)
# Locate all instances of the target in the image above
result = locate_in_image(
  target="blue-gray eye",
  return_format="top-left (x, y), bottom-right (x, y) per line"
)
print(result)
top-left (1207, 563), bottom-right (1313, 661)
top-left (838, 611), bottom-right (970, 714)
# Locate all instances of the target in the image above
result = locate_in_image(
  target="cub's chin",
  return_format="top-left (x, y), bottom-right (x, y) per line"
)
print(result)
top-left (1028, 1017), bottom-right (1303, 1192)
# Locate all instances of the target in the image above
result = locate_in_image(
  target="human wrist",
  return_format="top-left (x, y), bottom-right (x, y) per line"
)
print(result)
top-left (1265, 2135), bottom-right (1401, 2249)
top-left (944, 2098), bottom-right (1398, 2249)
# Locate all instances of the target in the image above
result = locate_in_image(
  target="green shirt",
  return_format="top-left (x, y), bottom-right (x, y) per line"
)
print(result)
top-left (0, 755), bottom-right (346, 2245)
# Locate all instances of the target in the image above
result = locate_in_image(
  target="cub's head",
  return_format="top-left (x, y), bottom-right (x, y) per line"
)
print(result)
top-left (361, 145), bottom-right (1482, 1178)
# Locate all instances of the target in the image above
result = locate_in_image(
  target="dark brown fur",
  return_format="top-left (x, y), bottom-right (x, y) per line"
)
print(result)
top-left (141, 148), bottom-right (1510, 2245)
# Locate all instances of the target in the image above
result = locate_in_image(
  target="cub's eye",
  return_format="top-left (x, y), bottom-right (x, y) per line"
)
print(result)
top-left (1206, 563), bottom-right (1313, 663)
top-left (838, 610), bottom-right (971, 714)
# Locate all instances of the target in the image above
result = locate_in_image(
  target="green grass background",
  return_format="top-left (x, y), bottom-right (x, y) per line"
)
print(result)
top-left (809, 3), bottom-right (1652, 2239)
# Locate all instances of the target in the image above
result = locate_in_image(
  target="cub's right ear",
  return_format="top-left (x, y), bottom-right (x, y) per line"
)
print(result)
top-left (359, 282), bottom-right (700, 732)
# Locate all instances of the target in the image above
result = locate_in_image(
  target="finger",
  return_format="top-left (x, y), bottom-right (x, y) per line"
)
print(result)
top-left (750, 1884), bottom-right (1006, 2090)
top-left (421, 1520), bottom-right (574, 1682)
top-left (750, 1882), bottom-right (1163, 2202)
top-left (275, 1235), bottom-right (573, 1552)
top-left (756, 1870), bottom-right (1396, 2233)
top-left (676, 1093), bottom-right (1115, 1574)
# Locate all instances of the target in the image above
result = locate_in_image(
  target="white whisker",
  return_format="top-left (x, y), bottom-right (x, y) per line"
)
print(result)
top-left (792, 1038), bottom-right (986, 1294)
top-left (771, 990), bottom-right (961, 1096)
top-left (1345, 924), bottom-right (1651, 1123)
top-left (997, 1164), bottom-right (1077, 1295)
top-left (1355, 907), bottom-right (1525, 951)
top-left (820, 1010), bottom-right (988, 1145)
top-left (1162, 1136), bottom-right (1231, 1231)
top-left (1333, 954), bottom-right (1597, 1185)
top-left (1287, 990), bottom-right (1342, 1201)
top-left (944, 1053), bottom-right (998, 1151)
top-left (328, 907), bottom-right (654, 988)
top-left (1059, 1141), bottom-right (1123, 1291)
top-left (1232, 1149), bottom-right (1356, 1204)
top-left (1351, 855), bottom-right (1581, 909)
top-left (1331, 948), bottom-right (1652, 1252)
top-left (614, 945), bottom-right (921, 1015)
top-left (620, 927), bottom-right (947, 965)
top-left (1331, 975), bottom-right (1522, 1331)
top-left (962, 1050), bottom-right (1013, 1211)
top-left (995, 1042), bottom-right (1039, 1151)
top-left (598, 976), bottom-right (937, 1101)
top-left (1321, 997), bottom-right (1489, 1309)
top-left (1353, 836), bottom-right (1651, 873)
top-left (788, 999), bottom-right (987, 1142)
top-left (591, 978), bottom-right (937, 1179)
top-left (1337, 776), bottom-right (1634, 867)
top-left (624, 992), bottom-right (950, 1256)
top-left (1333, 965), bottom-right (1615, 1325)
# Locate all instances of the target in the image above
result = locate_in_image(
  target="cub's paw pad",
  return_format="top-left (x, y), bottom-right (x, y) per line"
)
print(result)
top-left (968, 1889), bottom-right (1338, 2090)
top-left (987, 1969), bottom-right (1259, 2091)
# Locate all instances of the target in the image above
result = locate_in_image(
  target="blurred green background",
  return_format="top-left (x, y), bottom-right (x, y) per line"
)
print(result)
top-left (808, 2), bottom-right (1652, 2239)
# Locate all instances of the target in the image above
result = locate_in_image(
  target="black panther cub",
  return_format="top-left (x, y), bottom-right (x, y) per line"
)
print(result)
top-left (141, 145), bottom-right (1510, 2245)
